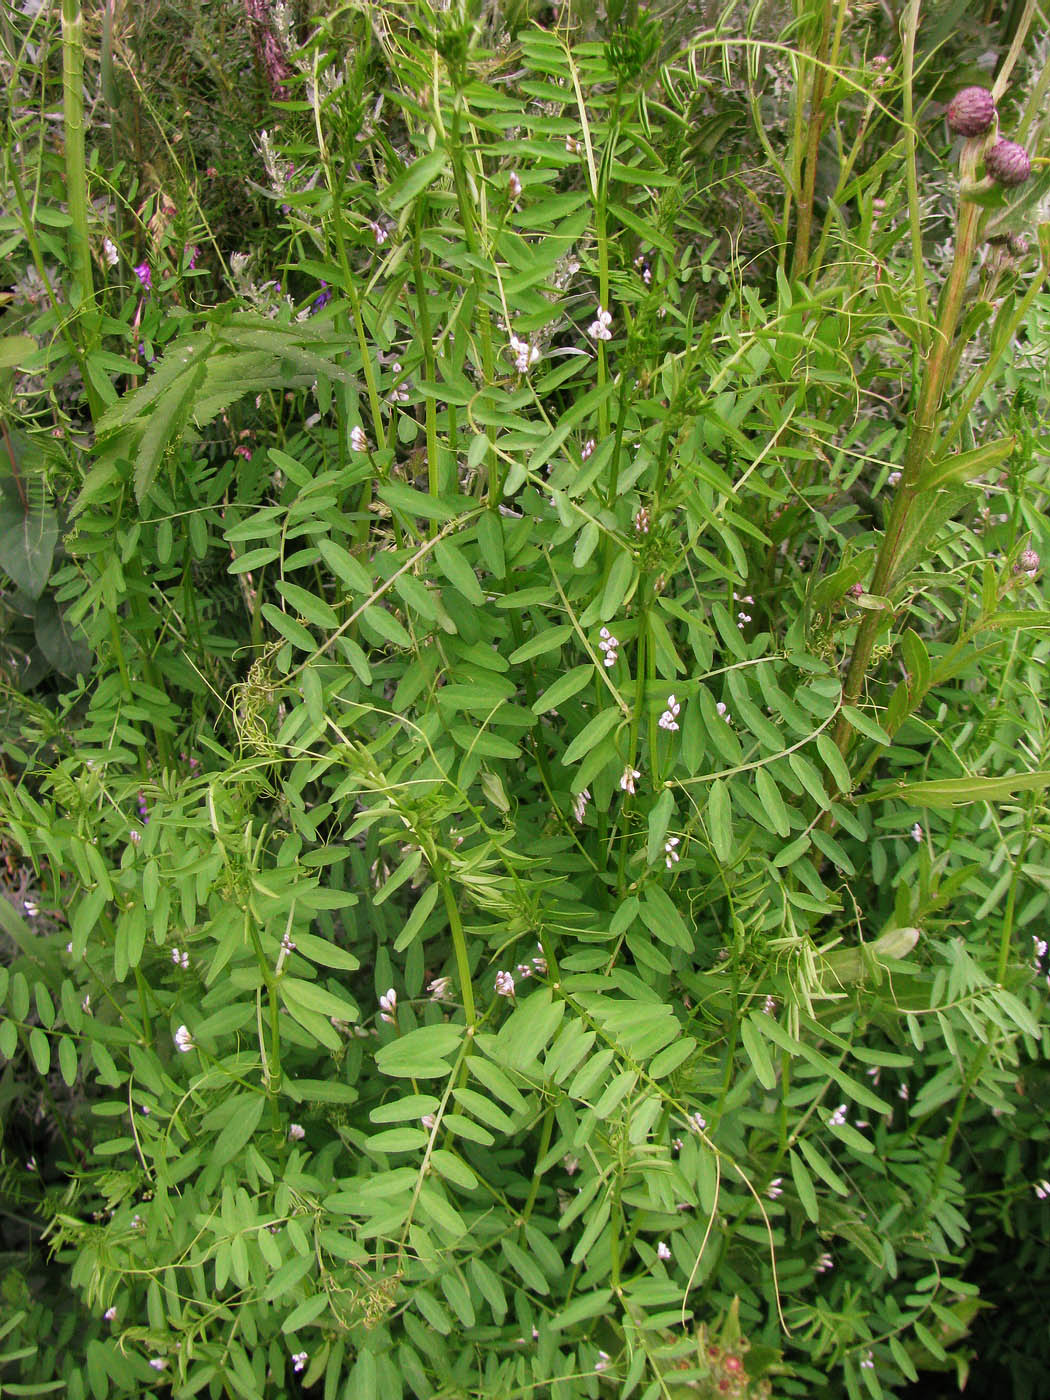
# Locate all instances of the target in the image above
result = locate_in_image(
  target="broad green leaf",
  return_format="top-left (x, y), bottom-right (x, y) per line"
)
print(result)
top-left (275, 581), bottom-right (339, 629)
top-left (384, 147), bottom-right (449, 211)
top-left (434, 540), bottom-right (485, 604)
top-left (789, 1149), bottom-right (819, 1223)
top-left (561, 706), bottom-right (621, 766)
top-left (376, 1023), bottom-right (464, 1078)
top-left (280, 977), bottom-right (358, 1024)
top-left (879, 771), bottom-right (1050, 807)
top-left (707, 779), bottom-right (732, 862)
top-left (212, 1093), bottom-right (266, 1166)
top-left (0, 496), bottom-right (58, 599)
top-left (532, 665), bottom-right (591, 714)
top-left (841, 704), bottom-right (890, 747)
top-left (740, 1014), bottom-right (776, 1090)
top-left (317, 537), bottom-right (373, 593)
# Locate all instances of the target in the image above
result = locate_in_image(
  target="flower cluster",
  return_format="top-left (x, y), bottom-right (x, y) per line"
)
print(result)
top-left (828, 1104), bottom-right (847, 1127)
top-left (620, 765), bottom-right (640, 795)
top-left (495, 970), bottom-right (515, 998)
top-left (171, 948), bottom-right (189, 970)
top-left (597, 626), bottom-right (619, 667)
top-left (508, 334), bottom-right (540, 374)
top-left (658, 695), bottom-right (680, 731)
top-left (379, 988), bottom-right (398, 1024)
top-left (174, 1025), bottom-right (194, 1053)
top-left (572, 789), bottom-right (590, 824)
top-left (588, 305), bottom-right (612, 341)
top-left (665, 837), bottom-right (680, 868)
top-left (350, 425), bottom-right (368, 453)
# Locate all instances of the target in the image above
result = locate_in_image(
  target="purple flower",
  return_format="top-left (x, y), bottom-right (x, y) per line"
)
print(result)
top-left (133, 262), bottom-right (152, 293)
top-left (312, 281), bottom-right (332, 314)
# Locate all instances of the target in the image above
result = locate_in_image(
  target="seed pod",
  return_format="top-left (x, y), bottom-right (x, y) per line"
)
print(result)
top-left (985, 139), bottom-right (1031, 186)
top-left (947, 86), bottom-right (996, 137)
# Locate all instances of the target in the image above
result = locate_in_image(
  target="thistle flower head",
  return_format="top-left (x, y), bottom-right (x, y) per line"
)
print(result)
top-left (947, 86), bottom-right (996, 137)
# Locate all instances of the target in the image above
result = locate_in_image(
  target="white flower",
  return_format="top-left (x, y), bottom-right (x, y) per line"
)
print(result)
top-left (1034, 1179), bottom-right (1050, 1199)
top-left (664, 837), bottom-right (680, 869)
top-left (102, 237), bottom-right (119, 266)
top-left (174, 1025), bottom-right (194, 1053)
top-left (828, 1104), bottom-right (847, 1127)
top-left (23, 898), bottom-right (38, 917)
top-left (292, 1351), bottom-right (308, 1373)
top-left (516, 962), bottom-right (533, 979)
top-left (171, 948), bottom-right (189, 970)
top-left (656, 1240), bottom-right (671, 1260)
top-left (898, 1084), bottom-right (909, 1100)
top-left (82, 993), bottom-right (91, 1013)
top-left (910, 823), bottom-right (922, 843)
top-left (767, 1177), bottom-right (783, 1200)
top-left (658, 694), bottom-right (680, 731)
top-left (595, 1351), bottom-right (610, 1373)
top-left (763, 995), bottom-right (776, 1015)
top-left (495, 970), bottom-right (515, 998)
top-left (369, 221), bottom-right (388, 245)
top-left (1033, 937), bottom-right (1047, 960)
top-left (508, 334), bottom-right (541, 375)
top-left (350, 425), bottom-right (368, 452)
top-left (887, 470), bottom-right (901, 487)
top-left (572, 789), bottom-right (590, 824)
top-left (280, 932), bottom-right (296, 955)
top-left (688, 1110), bottom-right (706, 1133)
top-left (860, 1352), bottom-right (874, 1370)
top-left (620, 765), bottom-right (640, 795)
top-left (288, 1123), bottom-right (305, 1141)
top-left (428, 976), bottom-right (452, 1001)
top-left (149, 1359), bottom-right (166, 1370)
top-left (816, 1251), bottom-right (834, 1272)
top-left (581, 437), bottom-right (595, 460)
top-left (104, 1306), bottom-right (117, 1321)
top-left (421, 1114), bottom-right (436, 1131)
top-left (634, 506), bottom-right (650, 534)
top-left (129, 829), bottom-right (141, 844)
top-left (597, 626), bottom-right (619, 667)
top-left (565, 135), bottom-right (581, 154)
top-left (379, 988), bottom-right (397, 1024)
top-left (715, 701), bottom-right (731, 723)
top-left (588, 305), bottom-right (613, 342)
top-left (532, 944), bottom-right (547, 975)
top-left (508, 170), bottom-right (522, 200)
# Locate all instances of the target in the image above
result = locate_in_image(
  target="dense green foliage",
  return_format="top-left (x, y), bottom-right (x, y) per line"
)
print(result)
top-left (2, 1), bottom-right (1050, 1397)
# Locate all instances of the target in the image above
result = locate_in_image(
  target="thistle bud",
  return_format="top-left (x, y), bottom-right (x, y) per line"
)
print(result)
top-left (985, 139), bottom-right (1031, 187)
top-left (1018, 549), bottom-right (1040, 574)
top-left (947, 86), bottom-right (996, 137)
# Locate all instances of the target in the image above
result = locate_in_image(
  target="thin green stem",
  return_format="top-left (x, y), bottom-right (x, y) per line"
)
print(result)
top-left (438, 865), bottom-right (476, 1030)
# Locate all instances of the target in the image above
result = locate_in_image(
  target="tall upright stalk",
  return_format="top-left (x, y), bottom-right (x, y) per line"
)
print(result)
top-left (832, 138), bottom-right (990, 756)
top-left (61, 0), bottom-right (103, 421)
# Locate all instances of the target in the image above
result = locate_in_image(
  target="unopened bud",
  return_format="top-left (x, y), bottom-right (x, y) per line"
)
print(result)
top-left (947, 86), bottom-right (996, 137)
top-left (985, 139), bottom-right (1031, 187)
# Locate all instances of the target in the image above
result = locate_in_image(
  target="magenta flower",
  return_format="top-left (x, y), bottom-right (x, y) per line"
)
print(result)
top-left (133, 262), bottom-right (152, 292)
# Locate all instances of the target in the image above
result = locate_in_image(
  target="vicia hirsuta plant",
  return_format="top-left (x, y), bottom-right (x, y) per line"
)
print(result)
top-left (0, 1), bottom-right (1049, 1397)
